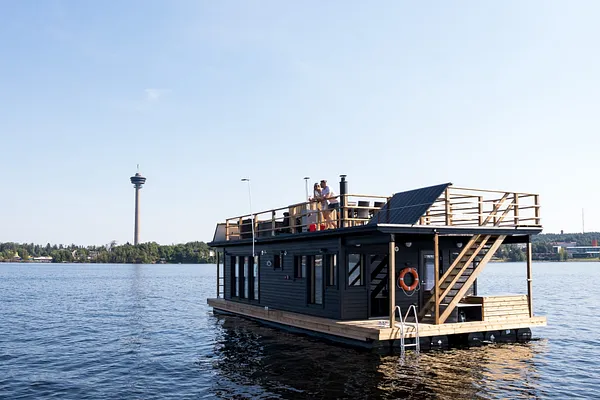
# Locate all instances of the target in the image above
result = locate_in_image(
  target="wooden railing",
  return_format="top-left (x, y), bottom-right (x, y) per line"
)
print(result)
top-left (222, 186), bottom-right (541, 241)
top-left (418, 187), bottom-right (541, 228)
top-left (224, 194), bottom-right (390, 241)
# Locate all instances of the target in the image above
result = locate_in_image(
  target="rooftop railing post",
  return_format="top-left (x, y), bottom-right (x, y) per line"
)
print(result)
top-left (478, 196), bottom-right (483, 226)
top-left (534, 195), bottom-right (541, 225)
top-left (444, 188), bottom-right (451, 225)
top-left (389, 234), bottom-right (396, 328)
top-left (514, 193), bottom-right (519, 227)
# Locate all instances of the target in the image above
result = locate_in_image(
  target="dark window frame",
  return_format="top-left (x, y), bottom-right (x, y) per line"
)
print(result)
top-left (250, 256), bottom-right (259, 301)
top-left (231, 255), bottom-right (238, 297)
top-left (347, 253), bottom-right (365, 287)
top-left (239, 256), bottom-right (246, 298)
top-left (308, 255), bottom-right (324, 305)
top-left (273, 253), bottom-right (281, 269)
top-left (326, 254), bottom-right (338, 288)
top-left (294, 255), bottom-right (307, 279)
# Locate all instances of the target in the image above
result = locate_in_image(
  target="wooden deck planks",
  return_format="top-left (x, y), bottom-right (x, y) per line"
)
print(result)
top-left (208, 298), bottom-right (547, 343)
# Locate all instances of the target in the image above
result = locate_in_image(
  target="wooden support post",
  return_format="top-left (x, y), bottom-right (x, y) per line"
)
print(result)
top-left (534, 195), bottom-right (541, 225)
top-left (216, 251), bottom-right (220, 298)
top-left (478, 196), bottom-right (484, 226)
top-left (225, 220), bottom-right (229, 241)
top-left (445, 188), bottom-right (451, 225)
top-left (389, 234), bottom-right (396, 328)
top-left (271, 211), bottom-right (276, 236)
top-left (526, 238), bottom-right (534, 317)
top-left (341, 195), bottom-right (347, 228)
top-left (513, 193), bottom-right (519, 226)
top-left (434, 232), bottom-right (440, 325)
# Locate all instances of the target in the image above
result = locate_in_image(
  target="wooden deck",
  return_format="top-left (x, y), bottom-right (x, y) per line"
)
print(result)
top-left (208, 298), bottom-right (546, 342)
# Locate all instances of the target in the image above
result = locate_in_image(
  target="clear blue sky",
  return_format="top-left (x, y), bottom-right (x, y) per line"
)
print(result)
top-left (1, 1), bottom-right (598, 246)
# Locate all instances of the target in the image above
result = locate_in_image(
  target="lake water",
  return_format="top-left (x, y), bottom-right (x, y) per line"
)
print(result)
top-left (0, 262), bottom-right (598, 399)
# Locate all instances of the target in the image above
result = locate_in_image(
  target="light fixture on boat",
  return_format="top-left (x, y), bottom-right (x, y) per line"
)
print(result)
top-left (394, 246), bottom-right (399, 252)
top-left (282, 250), bottom-right (287, 256)
top-left (457, 242), bottom-right (463, 248)
top-left (355, 244), bottom-right (361, 247)
top-left (405, 242), bottom-right (412, 248)
top-left (260, 250), bottom-right (267, 255)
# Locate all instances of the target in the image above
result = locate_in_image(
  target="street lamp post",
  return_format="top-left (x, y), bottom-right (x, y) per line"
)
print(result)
top-left (241, 178), bottom-right (255, 257)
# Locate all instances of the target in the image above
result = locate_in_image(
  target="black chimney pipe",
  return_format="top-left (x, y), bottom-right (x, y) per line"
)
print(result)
top-left (339, 174), bottom-right (347, 209)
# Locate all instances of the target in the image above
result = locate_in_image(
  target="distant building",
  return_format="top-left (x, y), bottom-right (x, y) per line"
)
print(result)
top-left (551, 242), bottom-right (577, 253)
top-left (566, 246), bottom-right (600, 258)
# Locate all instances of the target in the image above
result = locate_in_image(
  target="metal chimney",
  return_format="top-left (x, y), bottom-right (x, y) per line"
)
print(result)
top-left (339, 174), bottom-right (347, 209)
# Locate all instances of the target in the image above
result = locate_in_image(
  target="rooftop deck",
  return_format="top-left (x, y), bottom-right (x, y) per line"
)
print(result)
top-left (214, 183), bottom-right (541, 242)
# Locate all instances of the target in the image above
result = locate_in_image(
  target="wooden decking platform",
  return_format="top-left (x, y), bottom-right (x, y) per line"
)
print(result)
top-left (208, 298), bottom-right (546, 342)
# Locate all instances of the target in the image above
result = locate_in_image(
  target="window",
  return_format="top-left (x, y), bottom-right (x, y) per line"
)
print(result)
top-left (347, 254), bottom-right (364, 286)
top-left (294, 255), bottom-right (307, 279)
top-left (253, 257), bottom-right (259, 301)
top-left (326, 254), bottom-right (337, 287)
top-left (274, 254), bottom-right (281, 269)
top-left (243, 256), bottom-right (249, 298)
top-left (231, 256), bottom-right (238, 297)
top-left (423, 253), bottom-right (434, 291)
top-left (309, 255), bottom-right (323, 304)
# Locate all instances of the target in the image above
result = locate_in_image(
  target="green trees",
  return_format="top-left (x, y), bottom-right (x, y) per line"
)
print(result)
top-left (0, 241), bottom-right (216, 264)
top-left (558, 248), bottom-right (569, 261)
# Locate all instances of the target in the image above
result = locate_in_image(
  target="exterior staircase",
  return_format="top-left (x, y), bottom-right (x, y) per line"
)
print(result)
top-left (419, 234), bottom-right (506, 324)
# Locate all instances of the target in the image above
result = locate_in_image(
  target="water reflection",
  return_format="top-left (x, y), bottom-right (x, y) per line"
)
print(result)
top-left (208, 315), bottom-right (545, 399)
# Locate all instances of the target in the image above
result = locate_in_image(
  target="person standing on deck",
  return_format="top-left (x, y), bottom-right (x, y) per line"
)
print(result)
top-left (320, 180), bottom-right (339, 229)
top-left (309, 183), bottom-right (323, 212)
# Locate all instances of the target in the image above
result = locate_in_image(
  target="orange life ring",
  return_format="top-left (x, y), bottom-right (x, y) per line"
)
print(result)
top-left (398, 268), bottom-right (419, 291)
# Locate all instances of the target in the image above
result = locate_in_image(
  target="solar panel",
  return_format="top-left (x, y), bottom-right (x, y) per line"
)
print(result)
top-left (368, 183), bottom-right (451, 225)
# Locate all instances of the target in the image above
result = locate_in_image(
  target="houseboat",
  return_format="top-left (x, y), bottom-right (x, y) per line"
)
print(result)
top-left (207, 176), bottom-right (546, 351)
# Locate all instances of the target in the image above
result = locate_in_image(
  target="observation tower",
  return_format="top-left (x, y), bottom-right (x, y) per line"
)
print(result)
top-left (130, 167), bottom-right (147, 245)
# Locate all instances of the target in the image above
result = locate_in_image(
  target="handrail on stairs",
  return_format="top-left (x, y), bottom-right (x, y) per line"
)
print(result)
top-left (393, 305), bottom-right (420, 355)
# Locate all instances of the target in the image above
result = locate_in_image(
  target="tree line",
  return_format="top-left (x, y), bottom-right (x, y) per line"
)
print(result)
top-left (1, 231), bottom-right (599, 264)
top-left (0, 241), bottom-right (216, 264)
top-left (495, 232), bottom-right (600, 262)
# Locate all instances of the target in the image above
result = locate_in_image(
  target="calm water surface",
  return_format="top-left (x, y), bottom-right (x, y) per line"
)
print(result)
top-left (0, 262), bottom-right (598, 399)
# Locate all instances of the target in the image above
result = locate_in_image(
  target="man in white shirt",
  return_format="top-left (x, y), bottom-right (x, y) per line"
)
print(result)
top-left (320, 180), bottom-right (339, 229)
